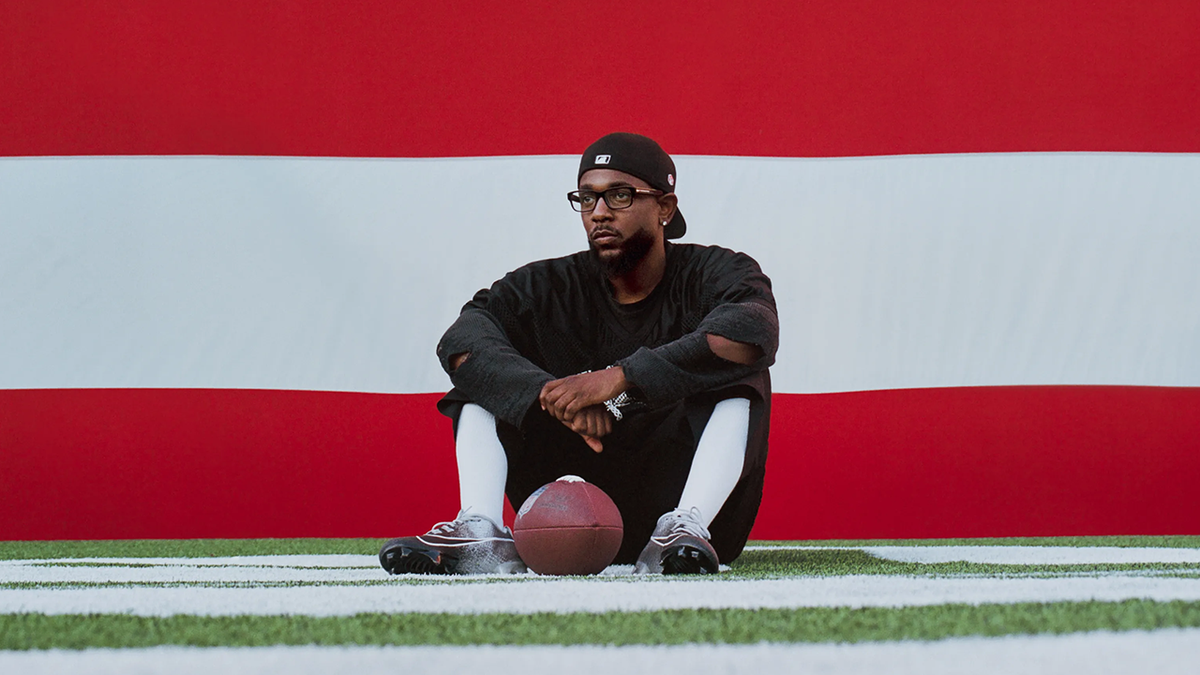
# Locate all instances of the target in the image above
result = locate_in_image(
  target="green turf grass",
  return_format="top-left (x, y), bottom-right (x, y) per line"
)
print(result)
top-left (3, 600), bottom-right (1199, 650)
top-left (2, 535), bottom-right (1197, 561)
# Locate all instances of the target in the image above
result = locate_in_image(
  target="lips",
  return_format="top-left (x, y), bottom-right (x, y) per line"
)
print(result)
top-left (591, 230), bottom-right (620, 244)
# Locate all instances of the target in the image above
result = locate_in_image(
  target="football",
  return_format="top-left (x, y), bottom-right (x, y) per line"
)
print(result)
top-left (512, 476), bottom-right (624, 575)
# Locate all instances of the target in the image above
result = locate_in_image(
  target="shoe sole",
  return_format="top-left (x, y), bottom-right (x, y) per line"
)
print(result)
top-left (661, 545), bottom-right (719, 575)
top-left (380, 545), bottom-right (459, 575)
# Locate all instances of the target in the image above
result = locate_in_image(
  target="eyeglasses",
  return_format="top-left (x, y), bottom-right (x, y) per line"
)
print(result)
top-left (567, 187), bottom-right (664, 212)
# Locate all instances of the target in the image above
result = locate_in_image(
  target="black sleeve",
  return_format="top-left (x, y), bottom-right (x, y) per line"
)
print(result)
top-left (615, 250), bottom-right (779, 409)
top-left (436, 283), bottom-right (554, 428)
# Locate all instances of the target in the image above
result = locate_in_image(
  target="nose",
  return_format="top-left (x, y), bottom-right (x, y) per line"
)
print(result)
top-left (590, 196), bottom-right (614, 220)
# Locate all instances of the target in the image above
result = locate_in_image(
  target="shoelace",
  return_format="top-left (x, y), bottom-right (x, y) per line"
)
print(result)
top-left (664, 506), bottom-right (712, 541)
top-left (428, 509), bottom-right (474, 535)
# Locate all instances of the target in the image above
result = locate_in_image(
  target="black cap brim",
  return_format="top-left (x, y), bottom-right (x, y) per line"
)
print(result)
top-left (664, 210), bottom-right (686, 239)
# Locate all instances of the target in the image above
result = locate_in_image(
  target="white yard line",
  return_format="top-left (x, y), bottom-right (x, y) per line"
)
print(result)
top-left (6, 544), bottom-right (1199, 584)
top-left (0, 555), bottom-right (380, 568)
top-left (3, 574), bottom-right (1199, 616)
top-left (3, 549), bottom-right (1197, 617)
top-left (0, 565), bottom-right (381, 584)
top-left (862, 546), bottom-right (1200, 565)
top-left (0, 558), bottom-right (636, 584)
top-left (743, 545), bottom-right (1200, 565)
top-left (2, 630), bottom-right (1198, 675)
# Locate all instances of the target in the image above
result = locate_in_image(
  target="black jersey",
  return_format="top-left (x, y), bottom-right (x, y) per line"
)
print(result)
top-left (435, 242), bottom-right (778, 563)
top-left (437, 242), bottom-right (777, 422)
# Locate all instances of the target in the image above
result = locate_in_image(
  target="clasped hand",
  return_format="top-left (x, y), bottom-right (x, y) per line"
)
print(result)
top-left (538, 367), bottom-right (627, 453)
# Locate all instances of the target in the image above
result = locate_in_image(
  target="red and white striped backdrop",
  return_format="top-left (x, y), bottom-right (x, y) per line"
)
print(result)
top-left (3, 1), bottom-right (1198, 540)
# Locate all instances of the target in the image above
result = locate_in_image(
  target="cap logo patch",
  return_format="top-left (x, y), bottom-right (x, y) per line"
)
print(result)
top-left (667, 174), bottom-right (675, 186)
top-left (595, 154), bottom-right (611, 164)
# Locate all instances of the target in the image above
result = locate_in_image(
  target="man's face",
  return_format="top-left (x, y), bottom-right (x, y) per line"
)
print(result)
top-left (578, 169), bottom-right (670, 275)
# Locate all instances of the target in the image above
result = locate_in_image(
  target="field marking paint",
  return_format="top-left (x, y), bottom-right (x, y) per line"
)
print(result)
top-left (862, 546), bottom-right (1200, 565)
top-left (4, 548), bottom-right (1199, 586)
top-left (4, 575), bottom-right (1200, 616)
top-left (0, 555), bottom-right (382, 568)
top-left (2, 630), bottom-right (1198, 674)
top-left (744, 545), bottom-right (1200, 565)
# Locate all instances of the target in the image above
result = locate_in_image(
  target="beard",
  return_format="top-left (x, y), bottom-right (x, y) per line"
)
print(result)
top-left (590, 226), bottom-right (656, 277)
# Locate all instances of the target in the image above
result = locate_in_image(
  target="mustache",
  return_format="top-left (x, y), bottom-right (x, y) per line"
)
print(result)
top-left (589, 228), bottom-right (620, 241)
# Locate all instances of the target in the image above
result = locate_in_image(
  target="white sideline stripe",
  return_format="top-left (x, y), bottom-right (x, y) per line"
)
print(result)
top-left (3, 575), bottom-right (1200, 616)
top-left (0, 558), bottom-right (636, 584)
top-left (0, 567), bottom-right (380, 584)
top-left (864, 546), bottom-right (1200, 565)
top-left (744, 546), bottom-right (1200, 565)
top-left (4, 153), bottom-right (1199, 393)
top-left (0, 555), bottom-right (381, 568)
top-left (2, 630), bottom-right (1198, 674)
top-left (0, 555), bottom-right (382, 584)
top-left (5, 547), bottom-right (1199, 584)
top-left (6, 548), bottom-right (1199, 584)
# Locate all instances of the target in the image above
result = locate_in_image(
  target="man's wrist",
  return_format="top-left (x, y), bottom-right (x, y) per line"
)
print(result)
top-left (605, 364), bottom-right (628, 395)
top-left (602, 368), bottom-right (644, 421)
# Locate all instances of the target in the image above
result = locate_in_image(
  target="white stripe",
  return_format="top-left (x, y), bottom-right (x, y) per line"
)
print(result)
top-left (744, 546), bottom-right (1200, 565)
top-left (0, 555), bottom-right (380, 567)
top-left (6, 547), bottom-right (1199, 585)
top-left (3, 153), bottom-right (1198, 393)
top-left (1, 631), bottom-right (1198, 674)
top-left (0, 555), bottom-right (380, 585)
top-left (863, 546), bottom-right (1200, 565)
top-left (4, 576), bottom-right (1200, 616)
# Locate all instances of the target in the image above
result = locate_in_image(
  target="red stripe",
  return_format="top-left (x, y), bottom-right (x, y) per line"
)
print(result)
top-left (3, 386), bottom-right (1197, 541)
top-left (763, 386), bottom-right (1200, 539)
top-left (3, 1), bottom-right (1198, 158)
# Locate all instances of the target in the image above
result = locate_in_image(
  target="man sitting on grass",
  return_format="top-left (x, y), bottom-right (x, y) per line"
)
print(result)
top-left (380, 132), bottom-right (778, 575)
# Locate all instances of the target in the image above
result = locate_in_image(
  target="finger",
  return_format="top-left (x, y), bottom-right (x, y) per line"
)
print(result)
top-left (565, 394), bottom-right (598, 417)
top-left (564, 393), bottom-right (588, 417)
top-left (585, 411), bottom-right (602, 437)
top-left (546, 385), bottom-right (580, 412)
top-left (539, 382), bottom-right (560, 408)
top-left (542, 377), bottom-right (573, 398)
top-left (582, 434), bottom-right (603, 453)
top-left (549, 388), bottom-right (579, 412)
top-left (560, 417), bottom-right (584, 437)
top-left (542, 391), bottom-right (571, 419)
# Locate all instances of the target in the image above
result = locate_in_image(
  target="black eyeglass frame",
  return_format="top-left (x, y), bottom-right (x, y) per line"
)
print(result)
top-left (566, 187), bottom-right (665, 212)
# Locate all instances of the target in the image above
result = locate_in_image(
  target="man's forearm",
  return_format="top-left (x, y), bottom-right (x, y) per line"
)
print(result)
top-left (438, 309), bottom-right (554, 427)
top-left (616, 295), bottom-right (777, 411)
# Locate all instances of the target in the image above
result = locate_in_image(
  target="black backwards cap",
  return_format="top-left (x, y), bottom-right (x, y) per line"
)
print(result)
top-left (578, 132), bottom-right (686, 239)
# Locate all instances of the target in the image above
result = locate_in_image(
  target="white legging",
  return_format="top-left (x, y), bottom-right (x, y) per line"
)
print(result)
top-left (454, 398), bottom-right (750, 527)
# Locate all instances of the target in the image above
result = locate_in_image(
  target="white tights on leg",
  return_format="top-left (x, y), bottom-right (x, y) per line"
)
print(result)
top-left (676, 397), bottom-right (750, 528)
top-left (454, 403), bottom-right (509, 524)
top-left (454, 398), bottom-right (750, 529)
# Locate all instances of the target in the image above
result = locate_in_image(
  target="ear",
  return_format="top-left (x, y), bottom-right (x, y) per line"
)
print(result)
top-left (657, 193), bottom-right (678, 225)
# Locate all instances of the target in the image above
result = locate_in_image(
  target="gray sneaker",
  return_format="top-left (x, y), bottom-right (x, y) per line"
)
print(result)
top-left (379, 511), bottom-right (526, 575)
top-left (634, 507), bottom-right (720, 575)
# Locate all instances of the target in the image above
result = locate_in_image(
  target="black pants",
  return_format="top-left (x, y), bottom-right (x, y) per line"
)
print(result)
top-left (448, 392), bottom-right (768, 565)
